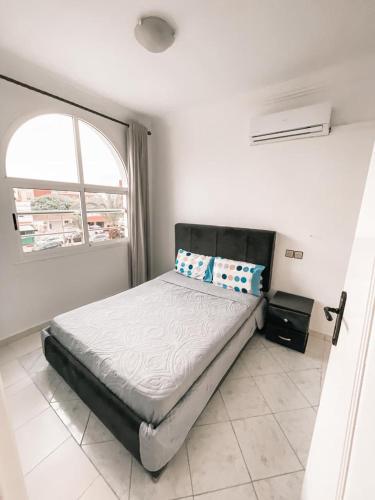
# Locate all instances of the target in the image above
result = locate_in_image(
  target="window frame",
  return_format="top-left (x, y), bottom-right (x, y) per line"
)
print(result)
top-left (4, 113), bottom-right (128, 263)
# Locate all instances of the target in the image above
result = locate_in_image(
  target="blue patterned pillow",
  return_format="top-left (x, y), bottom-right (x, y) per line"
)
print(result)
top-left (212, 257), bottom-right (265, 296)
top-left (175, 249), bottom-right (215, 282)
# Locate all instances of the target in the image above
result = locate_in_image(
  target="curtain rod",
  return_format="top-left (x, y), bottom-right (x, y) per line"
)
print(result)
top-left (0, 74), bottom-right (152, 136)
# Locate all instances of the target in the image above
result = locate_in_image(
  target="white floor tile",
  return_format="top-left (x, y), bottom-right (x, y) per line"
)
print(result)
top-left (130, 445), bottom-right (192, 500)
top-left (80, 476), bottom-right (118, 500)
top-left (253, 471), bottom-right (304, 500)
top-left (255, 372), bottom-right (310, 412)
top-left (194, 483), bottom-right (256, 499)
top-left (15, 408), bottom-right (70, 474)
top-left (220, 376), bottom-right (271, 420)
top-left (233, 415), bottom-right (301, 480)
top-left (240, 348), bottom-right (283, 376)
top-left (244, 333), bottom-right (267, 350)
top-left (0, 359), bottom-right (29, 388)
top-left (51, 399), bottom-right (90, 444)
top-left (187, 422), bottom-right (249, 494)
top-left (290, 369), bottom-right (322, 406)
top-left (32, 365), bottom-right (63, 401)
top-left (18, 348), bottom-right (44, 373)
top-left (195, 391), bottom-right (229, 426)
top-left (5, 379), bottom-right (49, 429)
top-left (10, 328), bottom-right (325, 498)
top-left (224, 355), bottom-right (250, 381)
top-left (9, 332), bottom-right (42, 358)
top-left (26, 438), bottom-right (98, 500)
top-left (305, 336), bottom-right (326, 360)
top-left (82, 412), bottom-right (115, 444)
top-left (0, 344), bottom-right (18, 366)
top-left (51, 379), bottom-right (80, 402)
top-left (20, 348), bottom-right (51, 378)
top-left (83, 440), bottom-right (132, 499)
top-left (269, 346), bottom-right (321, 372)
top-left (274, 408), bottom-right (316, 467)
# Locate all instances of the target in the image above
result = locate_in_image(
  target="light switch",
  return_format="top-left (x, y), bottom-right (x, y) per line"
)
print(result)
top-left (294, 251), bottom-right (303, 259)
top-left (285, 249), bottom-right (294, 258)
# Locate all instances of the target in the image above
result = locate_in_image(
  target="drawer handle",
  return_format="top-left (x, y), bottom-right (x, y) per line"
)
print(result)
top-left (278, 335), bottom-right (292, 342)
top-left (283, 318), bottom-right (289, 323)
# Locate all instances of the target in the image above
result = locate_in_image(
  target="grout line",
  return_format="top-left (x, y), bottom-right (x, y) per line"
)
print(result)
top-left (185, 441), bottom-right (195, 497)
top-left (1, 372), bottom-right (32, 392)
top-left (18, 349), bottom-right (43, 374)
top-left (49, 377), bottom-right (63, 403)
top-left (15, 405), bottom-right (51, 431)
top-left (252, 468), bottom-right (305, 485)
top-left (77, 473), bottom-right (101, 499)
top-left (25, 435), bottom-right (71, 476)
top-left (230, 418), bottom-right (253, 482)
top-left (128, 456), bottom-right (133, 500)
top-left (282, 372), bottom-right (314, 406)
top-left (269, 413), bottom-right (305, 471)
top-left (284, 370), bottom-right (321, 407)
top-left (79, 411), bottom-right (92, 446)
top-left (220, 392), bottom-right (253, 484)
top-left (81, 437), bottom-right (116, 446)
top-left (252, 482), bottom-right (261, 500)
top-left (10, 393), bottom-right (50, 432)
top-left (193, 480), bottom-right (253, 498)
top-left (80, 441), bottom-right (120, 499)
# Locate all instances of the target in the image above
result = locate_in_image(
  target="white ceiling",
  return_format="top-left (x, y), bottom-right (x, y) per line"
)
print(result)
top-left (1, 0), bottom-right (375, 116)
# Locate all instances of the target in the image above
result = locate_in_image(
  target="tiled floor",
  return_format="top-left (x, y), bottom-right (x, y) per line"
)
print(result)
top-left (0, 330), bottom-right (330, 500)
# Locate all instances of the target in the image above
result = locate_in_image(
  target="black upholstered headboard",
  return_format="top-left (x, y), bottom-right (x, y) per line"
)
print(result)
top-left (175, 223), bottom-right (276, 292)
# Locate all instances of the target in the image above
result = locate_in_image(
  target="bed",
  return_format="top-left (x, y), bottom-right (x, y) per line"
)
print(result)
top-left (42, 223), bottom-right (276, 476)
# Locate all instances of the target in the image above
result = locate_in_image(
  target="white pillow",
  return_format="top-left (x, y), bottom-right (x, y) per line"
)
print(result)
top-left (212, 257), bottom-right (265, 296)
top-left (175, 249), bottom-right (214, 281)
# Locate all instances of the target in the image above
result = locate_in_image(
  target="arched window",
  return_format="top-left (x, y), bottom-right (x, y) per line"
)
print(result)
top-left (6, 114), bottom-right (128, 255)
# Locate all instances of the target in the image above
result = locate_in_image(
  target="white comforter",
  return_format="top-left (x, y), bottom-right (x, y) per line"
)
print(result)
top-left (50, 271), bottom-right (260, 424)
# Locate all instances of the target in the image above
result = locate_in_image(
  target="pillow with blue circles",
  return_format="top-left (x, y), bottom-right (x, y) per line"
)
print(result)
top-left (212, 257), bottom-right (265, 297)
top-left (175, 249), bottom-right (214, 282)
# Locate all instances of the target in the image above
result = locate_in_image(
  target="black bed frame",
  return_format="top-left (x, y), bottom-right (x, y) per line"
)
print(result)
top-left (44, 223), bottom-right (276, 477)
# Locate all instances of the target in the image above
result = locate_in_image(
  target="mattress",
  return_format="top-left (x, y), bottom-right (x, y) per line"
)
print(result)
top-left (49, 271), bottom-right (261, 424)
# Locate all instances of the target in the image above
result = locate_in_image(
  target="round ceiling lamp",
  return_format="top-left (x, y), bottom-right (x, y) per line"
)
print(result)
top-left (135, 16), bottom-right (175, 53)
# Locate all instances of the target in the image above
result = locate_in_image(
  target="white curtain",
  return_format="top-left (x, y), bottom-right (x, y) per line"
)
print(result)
top-left (126, 122), bottom-right (149, 287)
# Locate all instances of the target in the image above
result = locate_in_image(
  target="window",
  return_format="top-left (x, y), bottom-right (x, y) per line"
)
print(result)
top-left (6, 114), bottom-right (127, 255)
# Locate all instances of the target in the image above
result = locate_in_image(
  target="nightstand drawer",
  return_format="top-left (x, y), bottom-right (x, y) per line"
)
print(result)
top-left (268, 306), bottom-right (310, 333)
top-left (264, 326), bottom-right (308, 353)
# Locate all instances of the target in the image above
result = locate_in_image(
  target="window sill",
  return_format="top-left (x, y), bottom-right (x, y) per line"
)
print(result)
top-left (13, 239), bottom-right (129, 265)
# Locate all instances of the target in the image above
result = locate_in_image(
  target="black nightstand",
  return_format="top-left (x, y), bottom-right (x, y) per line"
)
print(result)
top-left (264, 291), bottom-right (314, 353)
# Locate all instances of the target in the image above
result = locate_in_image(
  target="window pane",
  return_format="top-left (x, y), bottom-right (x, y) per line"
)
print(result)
top-left (14, 188), bottom-right (84, 253)
top-left (85, 192), bottom-right (127, 242)
top-left (79, 120), bottom-right (126, 187)
top-left (7, 115), bottom-right (78, 182)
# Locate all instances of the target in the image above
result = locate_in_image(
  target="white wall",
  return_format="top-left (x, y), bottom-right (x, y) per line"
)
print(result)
top-left (150, 79), bottom-right (375, 335)
top-left (0, 80), bottom-right (150, 341)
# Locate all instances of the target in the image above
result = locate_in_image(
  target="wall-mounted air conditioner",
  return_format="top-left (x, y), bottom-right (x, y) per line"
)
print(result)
top-left (250, 103), bottom-right (332, 145)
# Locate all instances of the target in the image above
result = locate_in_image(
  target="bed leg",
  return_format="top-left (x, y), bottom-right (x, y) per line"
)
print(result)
top-left (150, 467), bottom-right (165, 482)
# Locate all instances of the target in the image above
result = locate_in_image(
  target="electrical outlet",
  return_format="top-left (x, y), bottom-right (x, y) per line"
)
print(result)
top-left (294, 251), bottom-right (304, 259)
top-left (285, 249), bottom-right (294, 258)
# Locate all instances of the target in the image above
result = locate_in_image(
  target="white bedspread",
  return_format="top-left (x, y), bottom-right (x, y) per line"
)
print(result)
top-left (49, 271), bottom-right (261, 424)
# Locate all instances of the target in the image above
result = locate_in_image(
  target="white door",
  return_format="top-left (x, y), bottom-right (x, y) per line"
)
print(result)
top-left (303, 145), bottom-right (375, 500)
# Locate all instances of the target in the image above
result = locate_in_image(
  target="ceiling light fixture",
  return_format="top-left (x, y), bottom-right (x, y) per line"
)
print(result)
top-left (135, 16), bottom-right (175, 53)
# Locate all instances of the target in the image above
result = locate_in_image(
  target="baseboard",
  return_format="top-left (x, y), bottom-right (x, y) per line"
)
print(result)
top-left (0, 322), bottom-right (50, 347)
